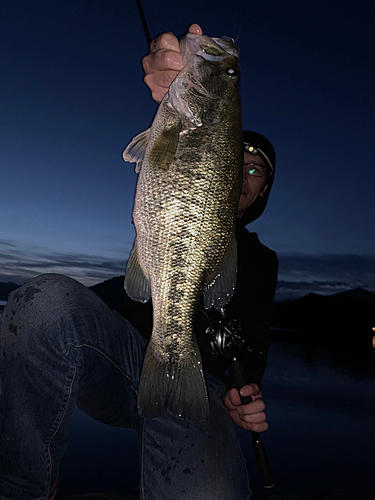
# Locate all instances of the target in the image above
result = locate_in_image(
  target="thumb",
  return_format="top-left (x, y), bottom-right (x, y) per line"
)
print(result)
top-left (188, 24), bottom-right (203, 36)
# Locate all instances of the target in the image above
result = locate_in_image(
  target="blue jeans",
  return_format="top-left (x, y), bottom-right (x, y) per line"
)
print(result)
top-left (0, 274), bottom-right (252, 500)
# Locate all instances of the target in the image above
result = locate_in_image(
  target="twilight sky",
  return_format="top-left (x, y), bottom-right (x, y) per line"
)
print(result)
top-left (1, 0), bottom-right (375, 300)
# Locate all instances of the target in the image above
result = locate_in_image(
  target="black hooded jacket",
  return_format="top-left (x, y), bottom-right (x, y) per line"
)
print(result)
top-left (119, 131), bottom-right (278, 389)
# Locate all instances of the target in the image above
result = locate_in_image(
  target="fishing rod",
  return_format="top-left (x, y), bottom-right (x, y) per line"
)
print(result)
top-left (135, 0), bottom-right (152, 46)
top-left (206, 308), bottom-right (275, 489)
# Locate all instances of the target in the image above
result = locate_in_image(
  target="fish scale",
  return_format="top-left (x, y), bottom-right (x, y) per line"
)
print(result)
top-left (123, 33), bottom-right (242, 422)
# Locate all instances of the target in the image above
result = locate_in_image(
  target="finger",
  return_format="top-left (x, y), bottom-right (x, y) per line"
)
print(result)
top-left (144, 69), bottom-right (180, 90)
top-left (239, 409), bottom-right (267, 424)
top-left (237, 409), bottom-right (268, 431)
top-left (152, 31), bottom-right (180, 53)
top-left (143, 76), bottom-right (166, 103)
top-left (188, 23), bottom-right (203, 36)
top-left (229, 410), bottom-right (269, 432)
top-left (224, 392), bottom-right (235, 411)
top-left (244, 421), bottom-right (269, 433)
top-left (143, 69), bottom-right (181, 102)
top-left (238, 398), bottom-right (266, 417)
top-left (224, 388), bottom-right (241, 410)
top-left (239, 383), bottom-right (261, 399)
top-left (229, 388), bottom-right (242, 407)
top-left (142, 49), bottom-right (183, 75)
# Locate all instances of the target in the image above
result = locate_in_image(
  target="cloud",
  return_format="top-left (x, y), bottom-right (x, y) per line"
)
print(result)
top-left (276, 253), bottom-right (375, 300)
top-left (0, 239), bottom-right (127, 287)
top-left (1, 240), bottom-right (374, 301)
top-left (278, 254), bottom-right (375, 275)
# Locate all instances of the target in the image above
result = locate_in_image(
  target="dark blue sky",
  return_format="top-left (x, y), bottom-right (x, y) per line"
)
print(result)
top-left (1, 0), bottom-right (375, 300)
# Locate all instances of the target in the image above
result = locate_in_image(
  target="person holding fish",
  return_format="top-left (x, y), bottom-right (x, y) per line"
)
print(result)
top-left (0, 23), bottom-right (277, 500)
top-left (123, 19), bottom-right (278, 498)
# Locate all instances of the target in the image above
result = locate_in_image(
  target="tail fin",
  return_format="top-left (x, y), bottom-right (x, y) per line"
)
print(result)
top-left (137, 341), bottom-right (209, 423)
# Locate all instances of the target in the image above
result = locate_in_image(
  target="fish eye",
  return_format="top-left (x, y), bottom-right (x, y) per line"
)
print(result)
top-left (226, 67), bottom-right (238, 78)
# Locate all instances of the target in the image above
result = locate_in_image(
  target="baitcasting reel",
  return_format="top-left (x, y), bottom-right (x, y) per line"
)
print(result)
top-left (205, 308), bottom-right (252, 360)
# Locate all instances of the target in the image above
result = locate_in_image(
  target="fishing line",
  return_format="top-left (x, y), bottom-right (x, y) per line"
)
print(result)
top-left (241, 75), bottom-right (246, 107)
top-left (135, 0), bottom-right (152, 46)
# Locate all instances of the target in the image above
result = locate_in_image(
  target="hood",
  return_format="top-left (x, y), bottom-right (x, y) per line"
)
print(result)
top-left (237, 130), bottom-right (276, 227)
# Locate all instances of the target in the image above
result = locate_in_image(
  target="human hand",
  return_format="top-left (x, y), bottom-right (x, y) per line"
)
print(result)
top-left (224, 384), bottom-right (268, 432)
top-left (142, 23), bottom-right (203, 102)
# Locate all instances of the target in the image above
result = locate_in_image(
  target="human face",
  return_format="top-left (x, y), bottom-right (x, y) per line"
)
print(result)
top-left (237, 151), bottom-right (269, 219)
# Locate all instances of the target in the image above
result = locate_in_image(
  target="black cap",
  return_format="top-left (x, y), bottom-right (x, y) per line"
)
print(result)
top-left (238, 130), bottom-right (276, 226)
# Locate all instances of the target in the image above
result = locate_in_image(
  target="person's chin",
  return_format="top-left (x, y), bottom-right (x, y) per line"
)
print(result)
top-left (237, 196), bottom-right (247, 216)
top-left (236, 206), bottom-right (245, 218)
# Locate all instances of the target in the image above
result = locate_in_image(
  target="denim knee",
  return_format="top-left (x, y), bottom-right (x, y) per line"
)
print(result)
top-left (0, 273), bottom-right (94, 362)
top-left (0, 275), bottom-right (88, 500)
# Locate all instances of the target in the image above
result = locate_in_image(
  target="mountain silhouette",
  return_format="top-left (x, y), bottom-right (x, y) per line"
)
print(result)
top-left (0, 282), bottom-right (19, 301)
top-left (88, 277), bottom-right (374, 355)
top-left (272, 288), bottom-right (375, 354)
top-left (89, 276), bottom-right (127, 310)
top-left (1, 278), bottom-right (374, 356)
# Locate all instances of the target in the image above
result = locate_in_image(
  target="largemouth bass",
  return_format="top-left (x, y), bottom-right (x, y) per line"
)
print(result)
top-left (123, 33), bottom-right (242, 422)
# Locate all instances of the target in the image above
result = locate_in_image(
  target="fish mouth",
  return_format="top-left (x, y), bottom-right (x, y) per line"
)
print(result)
top-left (181, 33), bottom-right (226, 64)
top-left (180, 33), bottom-right (201, 63)
top-left (181, 33), bottom-right (239, 61)
top-left (212, 36), bottom-right (239, 58)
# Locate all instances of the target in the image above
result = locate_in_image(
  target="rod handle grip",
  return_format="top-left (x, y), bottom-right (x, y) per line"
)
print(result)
top-left (251, 432), bottom-right (275, 488)
top-left (230, 357), bottom-right (275, 488)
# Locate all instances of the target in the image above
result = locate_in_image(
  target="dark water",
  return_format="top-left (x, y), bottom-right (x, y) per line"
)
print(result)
top-left (59, 339), bottom-right (375, 498)
top-left (243, 339), bottom-right (375, 497)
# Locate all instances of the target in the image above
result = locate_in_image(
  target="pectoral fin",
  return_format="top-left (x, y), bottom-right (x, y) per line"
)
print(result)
top-left (148, 122), bottom-right (181, 170)
top-left (203, 234), bottom-right (237, 310)
top-left (124, 239), bottom-right (151, 303)
top-left (123, 128), bottom-right (151, 173)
